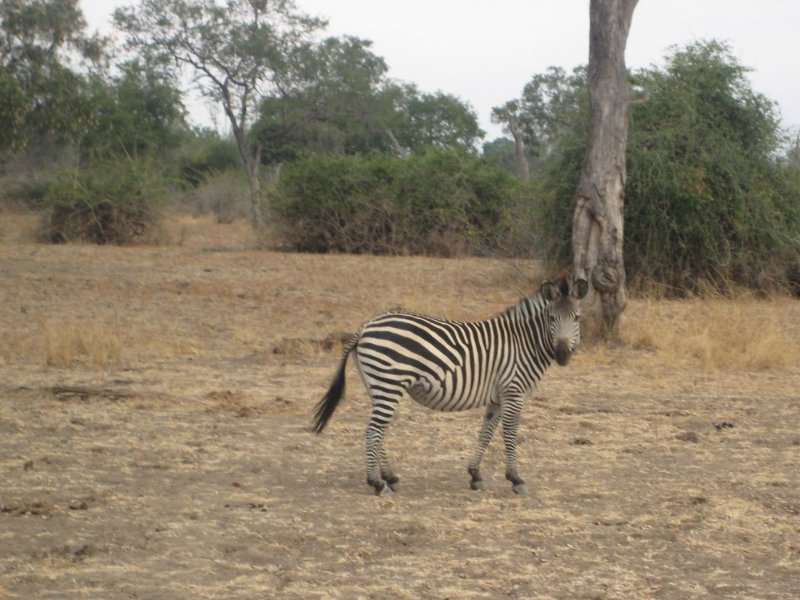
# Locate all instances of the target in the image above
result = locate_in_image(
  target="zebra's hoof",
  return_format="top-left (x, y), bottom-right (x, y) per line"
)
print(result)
top-left (470, 480), bottom-right (485, 491)
top-left (512, 483), bottom-right (529, 495)
top-left (377, 484), bottom-right (394, 496)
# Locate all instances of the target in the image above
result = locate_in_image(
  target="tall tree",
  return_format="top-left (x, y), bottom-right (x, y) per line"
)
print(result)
top-left (490, 101), bottom-right (530, 182)
top-left (254, 36), bottom-right (394, 162)
top-left (0, 0), bottom-right (105, 153)
top-left (492, 67), bottom-right (588, 182)
top-left (572, 0), bottom-right (637, 336)
top-left (114, 0), bottom-right (324, 227)
top-left (392, 87), bottom-right (484, 153)
top-left (82, 60), bottom-right (186, 158)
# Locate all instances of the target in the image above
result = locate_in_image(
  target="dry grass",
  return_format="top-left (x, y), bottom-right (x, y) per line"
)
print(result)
top-left (3, 204), bottom-right (795, 374)
top-left (0, 207), bottom-right (40, 244)
top-left (620, 296), bottom-right (800, 371)
top-left (1, 213), bottom-right (799, 599)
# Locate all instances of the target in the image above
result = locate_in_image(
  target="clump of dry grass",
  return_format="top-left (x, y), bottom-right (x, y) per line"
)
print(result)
top-left (160, 213), bottom-right (258, 250)
top-left (43, 319), bottom-right (123, 368)
top-left (620, 296), bottom-right (800, 371)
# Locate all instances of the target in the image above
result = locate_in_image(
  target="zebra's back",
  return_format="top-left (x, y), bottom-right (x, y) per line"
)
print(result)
top-left (354, 310), bottom-right (515, 412)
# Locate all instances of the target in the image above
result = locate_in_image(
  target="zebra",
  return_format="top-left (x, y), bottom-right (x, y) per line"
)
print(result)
top-left (312, 275), bottom-right (588, 495)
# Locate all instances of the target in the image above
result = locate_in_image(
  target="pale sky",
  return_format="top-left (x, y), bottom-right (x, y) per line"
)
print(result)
top-left (82, 0), bottom-right (800, 141)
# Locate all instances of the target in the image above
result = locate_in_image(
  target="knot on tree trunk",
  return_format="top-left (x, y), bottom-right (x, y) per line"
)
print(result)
top-left (591, 264), bottom-right (620, 293)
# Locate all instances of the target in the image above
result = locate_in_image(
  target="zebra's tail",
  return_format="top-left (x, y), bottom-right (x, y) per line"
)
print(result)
top-left (312, 336), bottom-right (358, 433)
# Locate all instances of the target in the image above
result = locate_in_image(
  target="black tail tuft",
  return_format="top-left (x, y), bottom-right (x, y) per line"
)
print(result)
top-left (311, 340), bottom-right (356, 433)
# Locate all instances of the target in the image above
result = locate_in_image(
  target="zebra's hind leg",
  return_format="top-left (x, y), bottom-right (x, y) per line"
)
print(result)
top-left (364, 394), bottom-right (400, 496)
top-left (467, 402), bottom-right (502, 491)
top-left (380, 446), bottom-right (400, 492)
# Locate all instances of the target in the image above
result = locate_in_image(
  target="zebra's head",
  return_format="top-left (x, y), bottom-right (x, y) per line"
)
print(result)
top-left (541, 276), bottom-right (588, 366)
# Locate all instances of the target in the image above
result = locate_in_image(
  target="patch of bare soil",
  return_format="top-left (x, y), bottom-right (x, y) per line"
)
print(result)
top-left (1, 215), bottom-right (799, 599)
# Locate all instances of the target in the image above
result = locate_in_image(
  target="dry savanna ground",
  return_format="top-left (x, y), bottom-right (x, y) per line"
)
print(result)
top-left (1, 209), bottom-right (799, 599)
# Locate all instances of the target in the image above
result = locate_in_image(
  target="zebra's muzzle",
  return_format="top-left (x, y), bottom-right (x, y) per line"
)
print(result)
top-left (554, 341), bottom-right (572, 366)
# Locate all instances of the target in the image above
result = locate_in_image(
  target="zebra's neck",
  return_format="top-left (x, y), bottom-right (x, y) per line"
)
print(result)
top-left (500, 294), bottom-right (556, 364)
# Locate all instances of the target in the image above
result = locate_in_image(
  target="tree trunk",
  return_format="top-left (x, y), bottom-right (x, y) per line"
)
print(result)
top-left (235, 132), bottom-right (264, 229)
top-left (508, 117), bottom-right (530, 183)
top-left (246, 162), bottom-right (263, 229)
top-left (572, 0), bottom-right (638, 337)
top-left (384, 127), bottom-right (409, 157)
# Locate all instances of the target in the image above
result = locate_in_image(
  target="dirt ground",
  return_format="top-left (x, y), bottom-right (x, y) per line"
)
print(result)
top-left (1, 213), bottom-right (798, 599)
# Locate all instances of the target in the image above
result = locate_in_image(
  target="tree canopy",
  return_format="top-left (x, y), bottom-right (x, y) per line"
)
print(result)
top-left (0, 0), bottom-right (105, 151)
top-left (509, 40), bottom-right (800, 292)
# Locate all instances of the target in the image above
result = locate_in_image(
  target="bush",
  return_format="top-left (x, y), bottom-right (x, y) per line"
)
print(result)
top-left (40, 158), bottom-right (163, 244)
top-left (269, 150), bottom-right (521, 256)
top-left (623, 42), bottom-right (800, 291)
top-left (176, 132), bottom-right (241, 187)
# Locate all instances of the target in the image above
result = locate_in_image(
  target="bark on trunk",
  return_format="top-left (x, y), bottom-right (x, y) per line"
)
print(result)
top-left (384, 127), bottom-right (409, 157)
top-left (246, 164), bottom-right (263, 229)
top-left (572, 0), bottom-right (638, 337)
top-left (508, 117), bottom-right (530, 183)
top-left (236, 132), bottom-right (264, 229)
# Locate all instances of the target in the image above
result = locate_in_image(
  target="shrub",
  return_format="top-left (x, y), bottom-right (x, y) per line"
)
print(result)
top-left (622, 42), bottom-right (800, 291)
top-left (40, 158), bottom-right (163, 244)
top-left (269, 150), bottom-right (521, 256)
top-left (176, 132), bottom-right (241, 187)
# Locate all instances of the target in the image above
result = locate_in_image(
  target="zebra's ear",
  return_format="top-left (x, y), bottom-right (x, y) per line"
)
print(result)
top-left (573, 278), bottom-right (589, 299)
top-left (540, 280), bottom-right (559, 302)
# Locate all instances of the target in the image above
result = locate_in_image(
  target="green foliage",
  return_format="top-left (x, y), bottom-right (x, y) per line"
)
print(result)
top-left (2, 172), bottom-right (53, 208)
top-left (254, 45), bottom-right (485, 163)
top-left (81, 61), bottom-right (187, 159)
top-left (518, 41), bottom-right (800, 291)
top-left (624, 42), bottom-right (800, 289)
top-left (491, 66), bottom-right (587, 168)
top-left (0, 74), bottom-right (28, 150)
top-left (0, 0), bottom-right (105, 152)
top-left (482, 138), bottom-right (518, 174)
top-left (114, 0), bottom-right (325, 186)
top-left (255, 36), bottom-right (394, 162)
top-left (391, 87), bottom-right (484, 152)
top-left (270, 150), bottom-right (520, 255)
top-left (41, 158), bottom-right (162, 244)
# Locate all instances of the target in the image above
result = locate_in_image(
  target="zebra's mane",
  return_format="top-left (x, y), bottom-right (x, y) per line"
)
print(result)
top-left (497, 292), bottom-right (548, 322)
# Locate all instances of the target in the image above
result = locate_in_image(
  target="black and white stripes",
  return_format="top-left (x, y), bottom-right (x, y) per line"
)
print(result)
top-left (313, 275), bottom-right (588, 495)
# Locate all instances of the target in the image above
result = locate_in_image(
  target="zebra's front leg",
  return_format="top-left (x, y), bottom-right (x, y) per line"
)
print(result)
top-left (501, 401), bottom-right (528, 495)
top-left (467, 403), bottom-right (502, 491)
